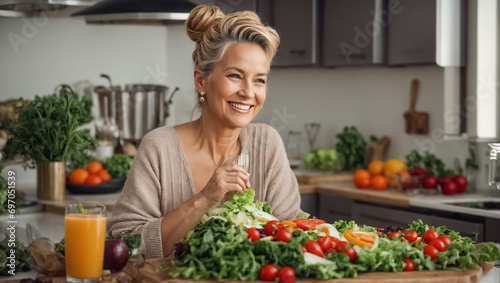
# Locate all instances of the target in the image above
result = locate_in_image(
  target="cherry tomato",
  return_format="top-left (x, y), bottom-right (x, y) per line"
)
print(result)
top-left (278, 266), bottom-right (295, 283)
top-left (424, 245), bottom-right (439, 260)
top-left (438, 235), bottom-right (452, 246)
top-left (260, 264), bottom-right (279, 281)
top-left (402, 230), bottom-right (418, 243)
top-left (246, 228), bottom-right (260, 242)
top-left (301, 246), bottom-right (307, 253)
top-left (328, 236), bottom-right (340, 245)
top-left (305, 240), bottom-right (324, 258)
top-left (317, 236), bottom-right (334, 253)
top-left (275, 229), bottom-right (293, 243)
top-left (403, 258), bottom-right (415, 271)
top-left (422, 229), bottom-right (439, 244)
top-left (343, 247), bottom-right (357, 263)
top-left (335, 241), bottom-right (349, 253)
top-left (388, 232), bottom-right (400, 240)
top-left (429, 238), bottom-right (447, 252)
top-left (264, 221), bottom-right (284, 236)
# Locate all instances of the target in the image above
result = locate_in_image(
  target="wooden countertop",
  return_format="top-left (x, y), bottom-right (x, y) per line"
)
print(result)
top-left (20, 258), bottom-right (494, 283)
top-left (300, 182), bottom-right (418, 207)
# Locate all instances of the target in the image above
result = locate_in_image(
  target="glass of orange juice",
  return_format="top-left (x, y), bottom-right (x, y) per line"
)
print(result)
top-left (65, 203), bottom-right (107, 282)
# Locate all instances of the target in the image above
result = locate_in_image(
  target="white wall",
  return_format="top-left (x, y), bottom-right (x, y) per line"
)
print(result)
top-left (0, 10), bottom-right (168, 186)
top-left (165, 24), bottom-right (469, 173)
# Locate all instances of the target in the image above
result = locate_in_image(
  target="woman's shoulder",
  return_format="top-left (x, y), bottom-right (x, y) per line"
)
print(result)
top-left (243, 123), bottom-right (280, 139)
top-left (139, 126), bottom-right (179, 149)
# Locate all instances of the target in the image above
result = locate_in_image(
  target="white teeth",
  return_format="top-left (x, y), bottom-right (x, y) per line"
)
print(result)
top-left (230, 102), bottom-right (251, 110)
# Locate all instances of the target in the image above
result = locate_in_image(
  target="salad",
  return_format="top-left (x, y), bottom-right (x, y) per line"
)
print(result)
top-left (169, 189), bottom-right (500, 281)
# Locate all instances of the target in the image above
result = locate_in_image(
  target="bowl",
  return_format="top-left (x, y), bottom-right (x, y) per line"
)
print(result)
top-left (395, 175), bottom-right (421, 195)
top-left (66, 177), bottom-right (126, 194)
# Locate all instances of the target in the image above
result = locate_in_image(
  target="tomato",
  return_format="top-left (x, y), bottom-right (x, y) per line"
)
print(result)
top-left (424, 245), bottom-right (439, 260)
top-left (86, 161), bottom-right (103, 175)
top-left (441, 181), bottom-right (457, 195)
top-left (422, 229), bottom-right (439, 244)
top-left (317, 236), bottom-right (334, 253)
top-left (355, 178), bottom-right (371, 189)
top-left (305, 240), bottom-right (324, 258)
top-left (438, 235), bottom-right (452, 246)
top-left (264, 220), bottom-right (284, 236)
top-left (97, 169), bottom-right (112, 182)
top-left (85, 174), bottom-right (103, 185)
top-left (295, 219), bottom-right (319, 230)
top-left (403, 258), bottom-right (415, 271)
top-left (409, 167), bottom-right (428, 177)
top-left (335, 241), bottom-right (349, 253)
top-left (69, 168), bottom-right (89, 184)
top-left (402, 230), bottom-right (418, 243)
top-left (343, 247), bottom-right (357, 263)
top-left (301, 246), bottom-right (307, 253)
top-left (278, 266), bottom-right (295, 283)
top-left (421, 176), bottom-right (438, 189)
top-left (371, 175), bottom-right (388, 190)
top-left (328, 236), bottom-right (340, 245)
top-left (275, 229), bottom-right (293, 243)
top-left (429, 238), bottom-right (447, 252)
top-left (260, 264), bottom-right (279, 281)
top-left (246, 228), bottom-right (260, 242)
top-left (453, 175), bottom-right (468, 193)
top-left (388, 232), bottom-right (400, 240)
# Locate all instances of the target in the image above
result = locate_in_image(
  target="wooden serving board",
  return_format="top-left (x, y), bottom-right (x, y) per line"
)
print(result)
top-left (23, 259), bottom-right (494, 283)
top-left (295, 171), bottom-right (354, 185)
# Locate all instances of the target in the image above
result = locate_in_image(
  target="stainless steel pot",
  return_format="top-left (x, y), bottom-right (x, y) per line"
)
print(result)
top-left (94, 74), bottom-right (178, 141)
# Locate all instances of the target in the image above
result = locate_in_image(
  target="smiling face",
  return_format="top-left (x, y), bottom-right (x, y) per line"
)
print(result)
top-left (196, 43), bottom-right (270, 129)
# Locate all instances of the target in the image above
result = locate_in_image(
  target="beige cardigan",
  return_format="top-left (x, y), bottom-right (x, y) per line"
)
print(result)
top-left (108, 123), bottom-right (302, 258)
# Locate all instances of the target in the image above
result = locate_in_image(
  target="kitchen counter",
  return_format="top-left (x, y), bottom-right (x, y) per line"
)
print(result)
top-left (1, 212), bottom-right (499, 283)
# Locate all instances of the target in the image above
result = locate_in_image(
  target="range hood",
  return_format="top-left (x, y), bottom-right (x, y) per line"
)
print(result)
top-left (71, 0), bottom-right (197, 24)
top-left (0, 0), bottom-right (95, 17)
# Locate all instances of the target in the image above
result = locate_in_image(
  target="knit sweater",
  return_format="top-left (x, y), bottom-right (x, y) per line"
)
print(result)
top-left (108, 123), bottom-right (302, 258)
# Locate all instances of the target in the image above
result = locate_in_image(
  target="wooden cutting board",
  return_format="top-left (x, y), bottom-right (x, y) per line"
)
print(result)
top-left (295, 171), bottom-right (353, 185)
top-left (23, 259), bottom-right (494, 283)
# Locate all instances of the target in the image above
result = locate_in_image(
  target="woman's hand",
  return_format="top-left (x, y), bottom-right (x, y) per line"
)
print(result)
top-left (200, 164), bottom-right (250, 206)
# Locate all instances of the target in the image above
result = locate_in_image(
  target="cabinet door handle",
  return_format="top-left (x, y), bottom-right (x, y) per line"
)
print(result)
top-left (289, 50), bottom-right (307, 55)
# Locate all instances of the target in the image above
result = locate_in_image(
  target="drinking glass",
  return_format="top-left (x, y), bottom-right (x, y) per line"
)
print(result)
top-left (223, 154), bottom-right (250, 173)
top-left (65, 203), bottom-right (107, 282)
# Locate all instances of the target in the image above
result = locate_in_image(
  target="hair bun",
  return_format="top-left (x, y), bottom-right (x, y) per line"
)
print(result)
top-left (186, 5), bottom-right (224, 43)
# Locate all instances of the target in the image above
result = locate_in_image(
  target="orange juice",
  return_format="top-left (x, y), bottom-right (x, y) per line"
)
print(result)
top-left (65, 213), bottom-right (106, 279)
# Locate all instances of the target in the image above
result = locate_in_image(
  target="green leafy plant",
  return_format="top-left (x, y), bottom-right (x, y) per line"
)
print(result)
top-left (102, 154), bottom-right (134, 178)
top-left (405, 150), bottom-right (455, 177)
top-left (335, 126), bottom-right (366, 171)
top-left (465, 142), bottom-right (479, 171)
top-left (1, 89), bottom-right (96, 169)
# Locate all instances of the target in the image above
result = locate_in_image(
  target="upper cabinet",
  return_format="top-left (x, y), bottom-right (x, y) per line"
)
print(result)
top-left (322, 0), bottom-right (386, 66)
top-left (387, 0), bottom-right (436, 65)
top-left (261, 0), bottom-right (318, 67)
top-left (211, 0), bottom-right (463, 68)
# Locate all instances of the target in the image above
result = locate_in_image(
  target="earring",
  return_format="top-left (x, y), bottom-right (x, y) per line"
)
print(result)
top-left (199, 96), bottom-right (205, 103)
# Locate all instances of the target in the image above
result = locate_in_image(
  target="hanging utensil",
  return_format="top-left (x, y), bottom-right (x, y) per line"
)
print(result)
top-left (304, 123), bottom-right (321, 151)
top-left (403, 79), bottom-right (429, 135)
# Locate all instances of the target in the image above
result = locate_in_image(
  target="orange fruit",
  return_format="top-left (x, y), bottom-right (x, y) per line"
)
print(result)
top-left (384, 159), bottom-right (408, 187)
top-left (368, 160), bottom-right (385, 176)
top-left (85, 174), bottom-right (103, 186)
top-left (371, 175), bottom-right (388, 190)
top-left (399, 170), bottom-right (410, 176)
top-left (356, 178), bottom-right (371, 189)
top-left (97, 169), bottom-right (112, 182)
top-left (86, 161), bottom-right (103, 175)
top-left (69, 169), bottom-right (89, 185)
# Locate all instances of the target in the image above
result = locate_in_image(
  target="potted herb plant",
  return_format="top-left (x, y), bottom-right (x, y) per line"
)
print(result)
top-left (1, 89), bottom-right (97, 200)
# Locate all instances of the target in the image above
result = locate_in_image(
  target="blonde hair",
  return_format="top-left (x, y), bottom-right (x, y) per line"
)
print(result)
top-left (186, 4), bottom-right (280, 81)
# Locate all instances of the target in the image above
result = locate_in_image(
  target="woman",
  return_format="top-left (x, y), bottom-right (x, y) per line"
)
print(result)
top-left (109, 5), bottom-right (302, 259)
